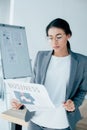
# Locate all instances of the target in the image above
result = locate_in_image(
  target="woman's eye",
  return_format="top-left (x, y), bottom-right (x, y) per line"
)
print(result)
top-left (56, 35), bottom-right (62, 39)
top-left (47, 37), bottom-right (53, 41)
top-left (49, 37), bottom-right (52, 40)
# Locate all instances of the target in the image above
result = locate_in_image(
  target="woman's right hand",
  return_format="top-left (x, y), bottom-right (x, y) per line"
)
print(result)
top-left (11, 99), bottom-right (23, 110)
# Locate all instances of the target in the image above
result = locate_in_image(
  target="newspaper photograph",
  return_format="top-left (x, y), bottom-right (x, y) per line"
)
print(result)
top-left (4, 80), bottom-right (55, 112)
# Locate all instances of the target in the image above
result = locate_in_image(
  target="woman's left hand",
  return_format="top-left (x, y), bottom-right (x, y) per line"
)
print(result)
top-left (11, 99), bottom-right (23, 110)
top-left (63, 99), bottom-right (75, 112)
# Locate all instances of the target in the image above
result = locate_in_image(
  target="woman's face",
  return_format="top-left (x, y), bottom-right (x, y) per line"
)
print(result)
top-left (47, 27), bottom-right (71, 56)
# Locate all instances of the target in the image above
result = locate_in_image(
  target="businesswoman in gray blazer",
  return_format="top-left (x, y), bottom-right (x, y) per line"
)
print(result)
top-left (12, 18), bottom-right (87, 130)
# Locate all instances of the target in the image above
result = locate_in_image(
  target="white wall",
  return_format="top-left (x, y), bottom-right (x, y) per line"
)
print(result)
top-left (0, 0), bottom-right (10, 24)
top-left (11, 0), bottom-right (87, 65)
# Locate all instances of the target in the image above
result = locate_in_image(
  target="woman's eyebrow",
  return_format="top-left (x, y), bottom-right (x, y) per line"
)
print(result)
top-left (56, 33), bottom-right (62, 35)
top-left (48, 33), bottom-right (62, 37)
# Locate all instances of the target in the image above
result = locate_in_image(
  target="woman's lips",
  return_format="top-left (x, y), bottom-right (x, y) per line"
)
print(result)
top-left (53, 46), bottom-right (60, 49)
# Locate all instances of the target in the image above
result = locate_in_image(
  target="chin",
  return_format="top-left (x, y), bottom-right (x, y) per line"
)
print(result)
top-left (54, 48), bottom-right (61, 52)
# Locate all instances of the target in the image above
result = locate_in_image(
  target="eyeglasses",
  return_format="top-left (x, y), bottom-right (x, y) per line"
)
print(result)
top-left (47, 33), bottom-right (65, 43)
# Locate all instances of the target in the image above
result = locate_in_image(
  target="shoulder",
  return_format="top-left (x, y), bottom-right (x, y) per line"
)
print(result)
top-left (34, 50), bottom-right (52, 64)
top-left (71, 51), bottom-right (87, 69)
top-left (37, 50), bottom-right (52, 54)
top-left (36, 50), bottom-right (52, 57)
top-left (71, 51), bottom-right (87, 62)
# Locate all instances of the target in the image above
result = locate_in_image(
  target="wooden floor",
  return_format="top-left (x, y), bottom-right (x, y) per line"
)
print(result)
top-left (76, 118), bottom-right (87, 130)
top-left (75, 99), bottom-right (87, 130)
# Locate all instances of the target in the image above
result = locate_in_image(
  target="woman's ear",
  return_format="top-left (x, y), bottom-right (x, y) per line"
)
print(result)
top-left (67, 34), bottom-right (71, 40)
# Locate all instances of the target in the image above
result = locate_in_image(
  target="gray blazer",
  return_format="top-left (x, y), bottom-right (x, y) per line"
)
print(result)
top-left (25, 50), bottom-right (87, 130)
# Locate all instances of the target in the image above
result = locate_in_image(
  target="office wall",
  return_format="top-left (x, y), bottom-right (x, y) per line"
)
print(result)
top-left (0, 0), bottom-right (10, 23)
top-left (11, 0), bottom-right (87, 65)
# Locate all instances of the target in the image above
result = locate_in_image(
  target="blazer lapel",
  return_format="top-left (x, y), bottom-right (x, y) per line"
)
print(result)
top-left (66, 51), bottom-right (78, 100)
top-left (41, 51), bottom-right (53, 84)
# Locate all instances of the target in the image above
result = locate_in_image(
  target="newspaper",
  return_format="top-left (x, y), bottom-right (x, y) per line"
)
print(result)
top-left (5, 80), bottom-right (55, 112)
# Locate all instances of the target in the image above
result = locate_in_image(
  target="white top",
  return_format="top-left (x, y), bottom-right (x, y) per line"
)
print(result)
top-left (31, 55), bottom-right (71, 129)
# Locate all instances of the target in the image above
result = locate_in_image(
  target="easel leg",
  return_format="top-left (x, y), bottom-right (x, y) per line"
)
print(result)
top-left (11, 123), bottom-right (22, 130)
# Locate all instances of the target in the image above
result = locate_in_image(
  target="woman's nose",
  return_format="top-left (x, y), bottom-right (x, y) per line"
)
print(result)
top-left (53, 38), bottom-right (59, 45)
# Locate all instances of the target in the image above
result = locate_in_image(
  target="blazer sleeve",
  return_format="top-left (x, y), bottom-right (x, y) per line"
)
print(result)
top-left (73, 59), bottom-right (87, 108)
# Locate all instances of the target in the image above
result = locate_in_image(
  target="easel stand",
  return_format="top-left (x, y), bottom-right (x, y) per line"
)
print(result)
top-left (11, 124), bottom-right (22, 130)
top-left (0, 108), bottom-right (28, 130)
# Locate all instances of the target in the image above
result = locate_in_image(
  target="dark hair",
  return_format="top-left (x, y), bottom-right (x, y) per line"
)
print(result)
top-left (46, 18), bottom-right (72, 49)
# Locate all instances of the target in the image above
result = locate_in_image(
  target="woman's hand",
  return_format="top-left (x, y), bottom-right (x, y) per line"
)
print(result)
top-left (63, 99), bottom-right (75, 112)
top-left (11, 99), bottom-right (23, 110)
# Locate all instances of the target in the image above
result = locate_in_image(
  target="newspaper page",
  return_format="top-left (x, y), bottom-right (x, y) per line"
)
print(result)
top-left (4, 80), bottom-right (55, 112)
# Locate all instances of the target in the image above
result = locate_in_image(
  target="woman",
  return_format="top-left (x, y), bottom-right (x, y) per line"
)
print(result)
top-left (12, 18), bottom-right (87, 130)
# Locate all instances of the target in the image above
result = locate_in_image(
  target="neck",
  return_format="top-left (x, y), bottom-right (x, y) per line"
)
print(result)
top-left (53, 49), bottom-right (69, 57)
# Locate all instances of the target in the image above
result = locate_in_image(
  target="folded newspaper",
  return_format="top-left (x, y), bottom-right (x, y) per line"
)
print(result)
top-left (5, 80), bottom-right (55, 112)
